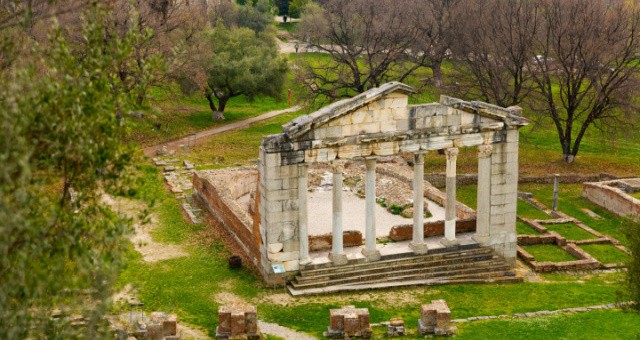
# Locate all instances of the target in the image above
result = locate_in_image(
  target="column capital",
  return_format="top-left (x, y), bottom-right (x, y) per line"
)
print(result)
top-left (477, 144), bottom-right (493, 158)
top-left (331, 160), bottom-right (344, 173)
top-left (414, 152), bottom-right (425, 165)
top-left (445, 147), bottom-right (459, 159)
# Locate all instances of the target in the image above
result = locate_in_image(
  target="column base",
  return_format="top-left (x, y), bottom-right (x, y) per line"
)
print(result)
top-left (329, 252), bottom-right (348, 266)
top-left (362, 248), bottom-right (381, 262)
top-left (409, 242), bottom-right (429, 255)
top-left (440, 238), bottom-right (459, 247)
top-left (299, 257), bottom-right (312, 266)
top-left (472, 234), bottom-right (490, 246)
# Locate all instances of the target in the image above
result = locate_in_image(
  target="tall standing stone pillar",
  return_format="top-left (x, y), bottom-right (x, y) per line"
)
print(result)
top-left (442, 148), bottom-right (459, 246)
top-left (298, 164), bottom-right (310, 265)
top-left (474, 144), bottom-right (493, 245)
top-left (410, 153), bottom-right (428, 254)
top-left (362, 157), bottom-right (381, 261)
top-left (329, 161), bottom-right (348, 265)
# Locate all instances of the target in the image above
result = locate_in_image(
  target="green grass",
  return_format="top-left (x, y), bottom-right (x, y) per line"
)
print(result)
top-left (456, 185), bottom-right (552, 221)
top-left (520, 183), bottom-right (639, 247)
top-left (522, 244), bottom-right (577, 262)
top-left (126, 90), bottom-right (290, 147)
top-left (580, 244), bottom-right (630, 264)
top-left (543, 223), bottom-right (599, 241)
top-left (276, 22), bottom-right (298, 34)
top-left (456, 309), bottom-right (640, 339)
top-left (516, 220), bottom-right (541, 235)
top-left (629, 191), bottom-right (640, 200)
top-left (184, 110), bottom-right (304, 169)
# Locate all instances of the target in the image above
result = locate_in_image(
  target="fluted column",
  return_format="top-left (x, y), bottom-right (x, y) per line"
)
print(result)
top-left (362, 157), bottom-right (381, 261)
top-left (410, 153), bottom-right (428, 254)
top-left (298, 164), bottom-right (310, 264)
top-left (442, 147), bottom-right (459, 246)
top-left (474, 144), bottom-right (493, 245)
top-left (329, 161), bottom-right (348, 265)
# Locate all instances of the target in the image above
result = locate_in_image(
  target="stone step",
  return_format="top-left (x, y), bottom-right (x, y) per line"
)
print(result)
top-left (295, 252), bottom-right (497, 283)
top-left (290, 259), bottom-right (509, 289)
top-left (287, 275), bottom-right (522, 296)
top-left (359, 267), bottom-right (514, 287)
top-left (300, 246), bottom-right (492, 277)
top-left (302, 242), bottom-right (481, 271)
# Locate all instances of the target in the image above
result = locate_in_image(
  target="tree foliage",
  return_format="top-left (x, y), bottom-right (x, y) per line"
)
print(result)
top-left (626, 219), bottom-right (640, 311)
top-left (202, 24), bottom-right (288, 119)
top-left (0, 5), bottom-right (149, 337)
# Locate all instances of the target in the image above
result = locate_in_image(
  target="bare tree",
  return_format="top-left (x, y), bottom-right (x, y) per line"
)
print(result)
top-left (530, 0), bottom-right (640, 163)
top-left (411, 0), bottom-right (463, 87)
top-left (296, 0), bottom-right (426, 101)
top-left (453, 0), bottom-right (540, 107)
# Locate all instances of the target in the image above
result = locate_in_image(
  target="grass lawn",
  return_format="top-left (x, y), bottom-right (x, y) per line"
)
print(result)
top-left (183, 110), bottom-right (304, 169)
top-left (580, 244), bottom-right (630, 264)
top-left (455, 309), bottom-right (640, 339)
top-left (456, 185), bottom-right (551, 221)
top-left (520, 183), bottom-right (639, 247)
top-left (629, 191), bottom-right (640, 200)
top-left (543, 223), bottom-right (598, 241)
top-left (521, 244), bottom-right (577, 262)
top-left (116, 165), bottom-right (633, 338)
top-left (516, 220), bottom-right (541, 235)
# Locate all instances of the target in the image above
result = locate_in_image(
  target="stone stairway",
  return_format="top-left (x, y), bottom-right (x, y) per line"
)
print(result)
top-left (287, 245), bottom-right (521, 296)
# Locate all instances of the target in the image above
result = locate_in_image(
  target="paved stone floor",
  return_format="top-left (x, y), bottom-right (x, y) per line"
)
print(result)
top-left (307, 173), bottom-right (446, 237)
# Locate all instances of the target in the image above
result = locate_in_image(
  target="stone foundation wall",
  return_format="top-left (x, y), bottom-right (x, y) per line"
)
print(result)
top-left (193, 169), bottom-right (262, 271)
top-left (389, 219), bottom-right (476, 241)
top-left (309, 230), bottom-right (363, 252)
top-left (583, 180), bottom-right (640, 222)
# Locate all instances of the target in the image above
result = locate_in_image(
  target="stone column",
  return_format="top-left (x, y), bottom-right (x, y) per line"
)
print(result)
top-left (442, 148), bottom-right (459, 246)
top-left (410, 153), bottom-right (428, 254)
top-left (298, 164), bottom-right (310, 264)
top-left (329, 161), bottom-right (348, 265)
top-left (362, 157), bottom-right (381, 261)
top-left (474, 144), bottom-right (493, 245)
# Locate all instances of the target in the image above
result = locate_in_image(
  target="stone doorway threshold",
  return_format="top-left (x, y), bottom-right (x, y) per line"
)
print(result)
top-left (304, 232), bottom-right (478, 269)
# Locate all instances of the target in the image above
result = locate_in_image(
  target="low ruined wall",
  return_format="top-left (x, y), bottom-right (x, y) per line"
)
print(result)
top-left (309, 230), bottom-right (363, 252)
top-left (425, 173), bottom-right (618, 188)
top-left (583, 181), bottom-right (640, 222)
top-left (389, 219), bottom-right (476, 241)
top-left (193, 169), bottom-right (262, 270)
top-left (378, 165), bottom-right (476, 219)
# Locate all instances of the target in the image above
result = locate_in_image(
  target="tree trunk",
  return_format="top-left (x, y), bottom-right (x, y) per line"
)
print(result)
top-left (432, 59), bottom-right (443, 87)
top-left (211, 96), bottom-right (228, 120)
top-left (205, 92), bottom-right (217, 112)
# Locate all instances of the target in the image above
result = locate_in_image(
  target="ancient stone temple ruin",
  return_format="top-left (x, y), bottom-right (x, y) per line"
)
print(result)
top-left (194, 82), bottom-right (529, 289)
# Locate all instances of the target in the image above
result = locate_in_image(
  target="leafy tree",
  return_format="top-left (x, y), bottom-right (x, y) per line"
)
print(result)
top-left (203, 24), bottom-right (288, 120)
top-left (289, 0), bottom-right (311, 18)
top-left (0, 6), bottom-right (147, 337)
top-left (214, 0), bottom-right (274, 33)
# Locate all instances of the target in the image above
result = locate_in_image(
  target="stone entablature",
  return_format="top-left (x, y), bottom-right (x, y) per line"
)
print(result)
top-left (257, 82), bottom-right (528, 282)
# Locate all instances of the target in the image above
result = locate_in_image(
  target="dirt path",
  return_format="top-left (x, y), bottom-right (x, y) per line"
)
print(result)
top-left (143, 106), bottom-right (301, 157)
top-left (102, 195), bottom-right (187, 262)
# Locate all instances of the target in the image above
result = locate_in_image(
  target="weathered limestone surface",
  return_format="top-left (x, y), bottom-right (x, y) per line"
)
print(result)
top-left (326, 306), bottom-right (372, 339)
top-left (583, 179), bottom-right (640, 222)
top-left (419, 300), bottom-right (456, 336)
top-left (216, 305), bottom-right (260, 340)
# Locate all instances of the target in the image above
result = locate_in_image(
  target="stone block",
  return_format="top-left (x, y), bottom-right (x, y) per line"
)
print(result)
top-left (268, 243), bottom-right (283, 254)
top-left (283, 239), bottom-right (299, 252)
top-left (230, 311), bottom-right (245, 336)
top-left (163, 315), bottom-right (177, 336)
top-left (351, 109), bottom-right (368, 124)
top-left (267, 251), bottom-right (299, 262)
top-left (283, 259), bottom-right (300, 271)
top-left (344, 313), bottom-right (360, 334)
top-left (325, 126), bottom-right (343, 138)
top-left (218, 306), bottom-right (232, 334)
top-left (329, 310), bottom-right (345, 330)
top-left (147, 323), bottom-right (164, 340)
top-left (245, 306), bottom-right (258, 334)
